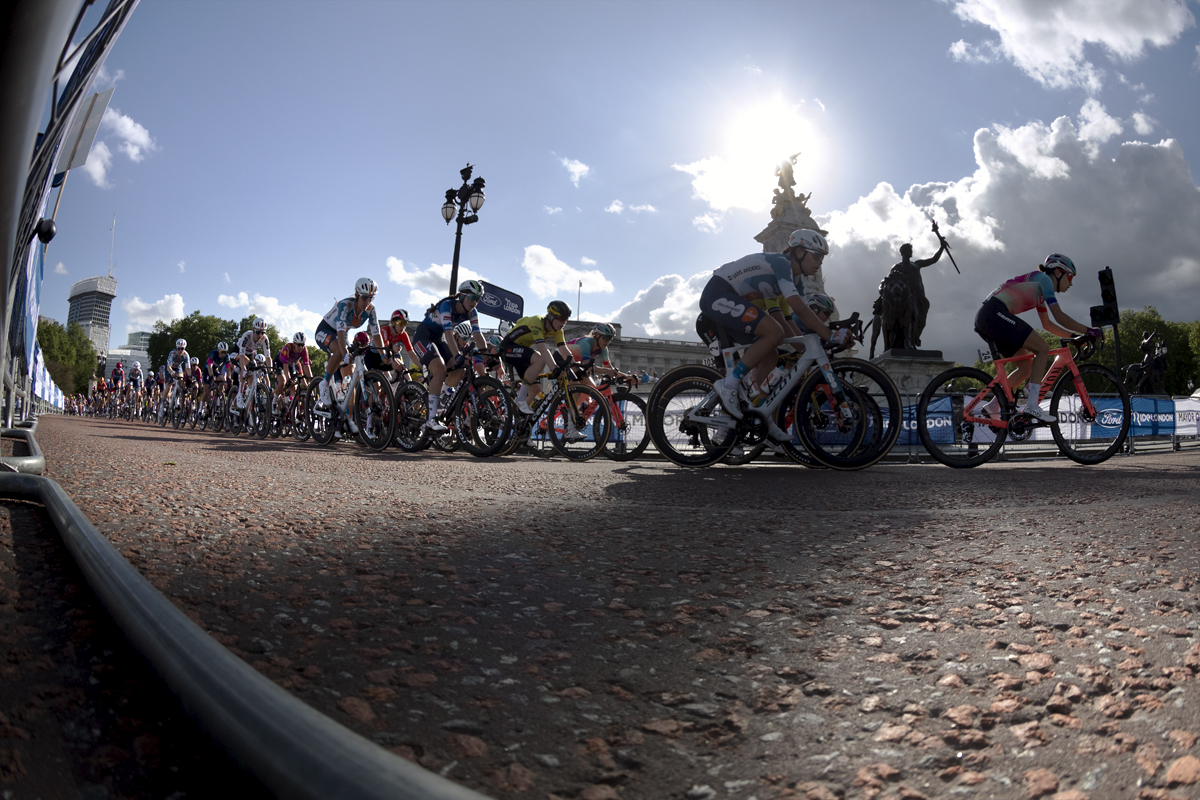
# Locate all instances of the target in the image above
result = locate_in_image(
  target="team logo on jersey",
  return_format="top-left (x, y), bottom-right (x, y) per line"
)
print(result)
top-left (741, 307), bottom-right (760, 323)
top-left (712, 298), bottom-right (745, 318)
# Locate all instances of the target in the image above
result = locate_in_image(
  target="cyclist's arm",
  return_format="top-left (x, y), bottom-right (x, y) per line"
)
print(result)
top-left (770, 307), bottom-right (804, 340)
top-left (784, 292), bottom-right (832, 341)
top-left (1045, 304), bottom-right (1089, 337)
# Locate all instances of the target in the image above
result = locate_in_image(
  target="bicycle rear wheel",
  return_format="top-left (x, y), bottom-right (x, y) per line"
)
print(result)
top-left (353, 370), bottom-right (395, 451)
top-left (548, 384), bottom-right (612, 461)
top-left (647, 366), bottom-right (738, 467)
top-left (253, 385), bottom-right (272, 438)
top-left (604, 391), bottom-right (650, 461)
top-left (307, 380), bottom-right (336, 446)
top-left (916, 366), bottom-right (1008, 468)
top-left (1050, 363), bottom-right (1131, 465)
top-left (457, 376), bottom-right (514, 458)
top-left (392, 382), bottom-right (431, 452)
top-left (290, 388), bottom-right (311, 442)
top-left (794, 359), bottom-right (902, 470)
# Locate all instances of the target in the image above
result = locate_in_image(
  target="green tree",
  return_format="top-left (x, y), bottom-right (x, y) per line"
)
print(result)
top-left (236, 315), bottom-right (286, 360)
top-left (148, 312), bottom-right (240, 370)
top-left (1091, 307), bottom-right (1197, 395)
top-left (307, 345), bottom-right (327, 376)
top-left (36, 318), bottom-right (96, 394)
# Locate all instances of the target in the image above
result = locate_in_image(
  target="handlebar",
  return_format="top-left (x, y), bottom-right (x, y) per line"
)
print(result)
top-left (824, 312), bottom-right (862, 355)
top-left (1059, 333), bottom-right (1099, 362)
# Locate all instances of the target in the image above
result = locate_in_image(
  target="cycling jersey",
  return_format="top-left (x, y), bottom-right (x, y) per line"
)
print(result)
top-left (165, 349), bottom-right (191, 374)
top-left (416, 297), bottom-right (480, 340)
top-left (237, 330), bottom-right (271, 359)
top-left (206, 349), bottom-right (231, 373)
top-left (712, 253), bottom-right (801, 304)
top-left (322, 297), bottom-right (381, 336)
top-left (277, 342), bottom-right (310, 366)
top-left (110, 367), bottom-right (125, 384)
top-left (987, 271), bottom-right (1058, 314)
top-left (568, 336), bottom-right (612, 367)
top-left (129, 368), bottom-right (143, 387)
top-left (382, 324), bottom-right (415, 354)
top-left (505, 315), bottom-right (566, 349)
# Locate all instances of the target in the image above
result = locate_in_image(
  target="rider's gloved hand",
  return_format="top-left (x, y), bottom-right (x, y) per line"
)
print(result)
top-left (1086, 327), bottom-right (1103, 340)
top-left (828, 328), bottom-right (852, 348)
top-left (451, 353), bottom-right (466, 370)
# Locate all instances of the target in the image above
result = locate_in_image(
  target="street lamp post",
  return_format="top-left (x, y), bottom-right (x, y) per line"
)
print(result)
top-left (441, 163), bottom-right (486, 295)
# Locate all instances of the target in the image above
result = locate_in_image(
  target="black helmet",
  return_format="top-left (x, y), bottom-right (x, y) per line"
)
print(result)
top-left (546, 300), bottom-right (572, 320)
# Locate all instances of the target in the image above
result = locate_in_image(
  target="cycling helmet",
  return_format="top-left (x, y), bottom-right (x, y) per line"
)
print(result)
top-left (546, 300), bottom-right (572, 320)
top-left (216, 341), bottom-right (229, 352)
top-left (1043, 253), bottom-right (1077, 277)
top-left (487, 333), bottom-right (504, 348)
top-left (454, 321), bottom-right (473, 339)
top-left (390, 308), bottom-right (409, 323)
top-left (116, 361), bottom-right (123, 367)
top-left (254, 353), bottom-right (266, 365)
top-left (292, 332), bottom-right (306, 345)
top-left (355, 277), bottom-right (378, 296)
top-left (591, 322), bottom-right (616, 339)
top-left (252, 317), bottom-right (267, 332)
top-left (805, 293), bottom-right (836, 316)
top-left (457, 279), bottom-right (484, 299)
top-left (190, 357), bottom-right (199, 365)
top-left (787, 228), bottom-right (829, 256)
top-left (353, 331), bottom-right (370, 347)
top-left (175, 338), bottom-right (187, 349)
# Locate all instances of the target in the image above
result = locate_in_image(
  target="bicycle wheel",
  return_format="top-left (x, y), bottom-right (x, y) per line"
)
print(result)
top-left (547, 384), bottom-right (612, 461)
top-left (391, 382), bottom-right (430, 451)
top-left (456, 376), bottom-right (514, 458)
top-left (352, 370), bottom-right (395, 451)
top-left (604, 391), bottom-right (650, 461)
top-left (187, 396), bottom-right (199, 429)
top-left (723, 441), bottom-right (766, 465)
top-left (916, 366), bottom-right (1008, 468)
top-left (1050, 363), bottom-right (1131, 465)
top-left (307, 380), bottom-right (336, 446)
top-left (647, 366), bottom-right (738, 467)
top-left (290, 389), bottom-right (311, 442)
top-left (773, 383), bottom-right (823, 468)
top-left (251, 386), bottom-right (271, 438)
top-left (794, 359), bottom-right (903, 470)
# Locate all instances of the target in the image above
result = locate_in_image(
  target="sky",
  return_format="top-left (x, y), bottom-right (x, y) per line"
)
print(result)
top-left (41, 0), bottom-right (1200, 364)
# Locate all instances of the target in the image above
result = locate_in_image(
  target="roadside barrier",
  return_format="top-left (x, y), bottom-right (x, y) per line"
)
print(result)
top-left (0, 469), bottom-right (491, 800)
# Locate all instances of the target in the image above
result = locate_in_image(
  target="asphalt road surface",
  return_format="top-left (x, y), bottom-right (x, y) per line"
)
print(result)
top-left (23, 415), bottom-right (1200, 800)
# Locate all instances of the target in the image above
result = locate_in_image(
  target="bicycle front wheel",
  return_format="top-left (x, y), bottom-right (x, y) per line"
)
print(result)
top-left (307, 380), bottom-right (336, 446)
top-left (604, 391), bottom-right (650, 461)
top-left (548, 384), bottom-right (612, 461)
top-left (647, 366), bottom-right (738, 468)
top-left (1050, 363), bottom-right (1131, 465)
top-left (916, 366), bottom-right (1008, 468)
top-left (253, 385), bottom-right (272, 438)
top-left (457, 376), bottom-right (514, 458)
top-left (794, 359), bottom-right (902, 470)
top-left (353, 370), bottom-right (395, 451)
top-left (392, 383), bottom-right (431, 452)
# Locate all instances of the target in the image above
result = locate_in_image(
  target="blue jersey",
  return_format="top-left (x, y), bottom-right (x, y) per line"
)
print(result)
top-left (206, 349), bottom-right (231, 372)
top-left (417, 297), bottom-right (481, 340)
top-left (712, 253), bottom-right (801, 304)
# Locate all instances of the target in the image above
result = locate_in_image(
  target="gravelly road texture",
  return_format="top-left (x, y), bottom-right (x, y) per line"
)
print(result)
top-left (27, 415), bottom-right (1200, 800)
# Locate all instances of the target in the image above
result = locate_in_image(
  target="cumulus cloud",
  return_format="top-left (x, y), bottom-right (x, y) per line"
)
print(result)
top-left (560, 157), bottom-right (590, 187)
top-left (177, 260), bottom-right (186, 274)
top-left (223, 272), bottom-right (230, 283)
top-left (607, 272), bottom-right (709, 339)
top-left (53, 262), bottom-right (67, 275)
top-left (1194, 42), bottom-right (1200, 71)
top-left (692, 212), bottom-right (722, 233)
top-left (581, 257), bottom-right (597, 265)
top-left (102, 107), bottom-right (156, 162)
top-left (521, 245), bottom-right (614, 299)
top-left (81, 140), bottom-right (112, 188)
top-left (386, 256), bottom-right (484, 309)
top-left (544, 206), bottom-right (562, 214)
top-left (94, 63), bottom-right (124, 89)
top-left (816, 113), bottom-right (1200, 364)
top-left (1077, 98), bottom-right (1122, 145)
top-left (948, 39), bottom-right (1002, 63)
top-left (217, 292), bottom-right (322, 340)
top-left (948, 0), bottom-right (1196, 91)
top-left (605, 200), bottom-right (624, 214)
top-left (123, 294), bottom-right (184, 331)
top-left (1131, 111), bottom-right (1157, 136)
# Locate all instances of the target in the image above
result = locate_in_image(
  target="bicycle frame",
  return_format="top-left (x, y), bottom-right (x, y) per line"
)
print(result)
top-left (960, 345), bottom-right (1091, 429)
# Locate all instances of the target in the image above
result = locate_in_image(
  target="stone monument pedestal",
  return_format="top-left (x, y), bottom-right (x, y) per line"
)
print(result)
top-left (872, 349), bottom-right (955, 404)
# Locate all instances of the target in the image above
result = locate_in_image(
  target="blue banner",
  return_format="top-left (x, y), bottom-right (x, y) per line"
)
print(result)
top-left (479, 281), bottom-right (524, 323)
top-left (24, 242), bottom-right (44, 375)
top-left (1129, 396), bottom-right (1175, 436)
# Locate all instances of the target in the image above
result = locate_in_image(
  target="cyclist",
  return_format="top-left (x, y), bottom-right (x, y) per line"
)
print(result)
top-left (380, 309), bottom-right (421, 383)
top-left (498, 300), bottom-right (575, 416)
top-left (315, 277), bottom-right (383, 407)
top-left (235, 318), bottom-right (272, 409)
top-left (110, 361), bottom-right (125, 393)
top-left (202, 341), bottom-right (232, 410)
top-left (164, 339), bottom-right (192, 415)
top-left (974, 253), bottom-right (1100, 422)
top-left (274, 332), bottom-right (313, 411)
top-left (566, 322), bottom-right (637, 385)
top-left (411, 279), bottom-right (491, 433)
top-left (128, 362), bottom-right (143, 408)
top-left (700, 229), bottom-right (851, 419)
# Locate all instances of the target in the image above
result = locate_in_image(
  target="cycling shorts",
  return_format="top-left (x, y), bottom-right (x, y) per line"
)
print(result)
top-left (314, 320), bottom-right (338, 353)
top-left (411, 325), bottom-right (452, 366)
top-left (698, 276), bottom-right (763, 346)
top-left (974, 296), bottom-right (1033, 358)
top-left (500, 345), bottom-right (534, 379)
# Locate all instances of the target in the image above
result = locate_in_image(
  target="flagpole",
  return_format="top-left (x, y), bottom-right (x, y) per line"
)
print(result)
top-left (577, 280), bottom-right (582, 319)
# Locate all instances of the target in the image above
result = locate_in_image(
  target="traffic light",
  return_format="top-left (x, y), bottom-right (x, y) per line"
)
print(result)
top-left (1089, 266), bottom-right (1119, 327)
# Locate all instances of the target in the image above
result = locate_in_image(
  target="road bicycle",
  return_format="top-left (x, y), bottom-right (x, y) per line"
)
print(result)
top-left (594, 374), bottom-right (649, 462)
top-left (491, 358), bottom-right (613, 461)
top-left (225, 358), bottom-right (274, 438)
top-left (270, 374), bottom-right (312, 441)
top-left (392, 344), bottom-right (513, 457)
top-left (915, 333), bottom-right (1131, 467)
top-left (307, 344), bottom-right (395, 450)
top-left (647, 313), bottom-right (902, 470)
top-left (197, 377), bottom-right (230, 432)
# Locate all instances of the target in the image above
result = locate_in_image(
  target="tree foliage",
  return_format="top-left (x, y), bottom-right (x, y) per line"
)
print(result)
top-left (148, 311), bottom-right (240, 371)
top-left (36, 319), bottom-right (96, 394)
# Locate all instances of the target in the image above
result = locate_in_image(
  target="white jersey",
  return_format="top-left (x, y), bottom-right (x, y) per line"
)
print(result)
top-left (237, 330), bottom-right (271, 360)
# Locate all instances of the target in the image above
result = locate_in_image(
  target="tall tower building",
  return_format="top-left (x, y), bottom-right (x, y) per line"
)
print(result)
top-left (67, 275), bottom-right (118, 357)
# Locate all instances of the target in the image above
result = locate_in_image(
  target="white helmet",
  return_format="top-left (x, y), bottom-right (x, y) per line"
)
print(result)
top-left (216, 341), bottom-right (229, 352)
top-left (787, 228), bottom-right (829, 256)
top-left (454, 321), bottom-right (473, 339)
top-left (355, 277), bottom-right (378, 296)
top-left (252, 317), bottom-right (267, 332)
top-left (292, 332), bottom-right (306, 345)
top-left (254, 353), bottom-right (267, 365)
top-left (189, 357), bottom-right (199, 365)
top-left (175, 338), bottom-right (187, 349)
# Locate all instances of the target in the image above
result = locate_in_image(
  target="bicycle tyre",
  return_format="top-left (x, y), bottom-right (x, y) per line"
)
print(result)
top-left (794, 359), bottom-right (902, 470)
top-left (548, 384), bottom-right (612, 461)
top-left (457, 376), bottom-right (514, 458)
top-left (307, 380), bottom-right (336, 446)
top-left (916, 366), bottom-right (1008, 468)
top-left (353, 370), bottom-right (395, 451)
top-left (1050, 363), bottom-right (1131, 465)
top-left (253, 386), bottom-right (272, 438)
top-left (772, 383), bottom-right (823, 468)
top-left (392, 382), bottom-right (431, 452)
top-left (604, 390), bottom-right (650, 461)
top-left (647, 365), bottom-right (738, 467)
top-left (291, 389), bottom-right (311, 442)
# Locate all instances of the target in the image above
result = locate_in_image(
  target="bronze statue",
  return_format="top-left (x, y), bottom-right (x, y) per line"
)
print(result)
top-left (870, 234), bottom-right (946, 355)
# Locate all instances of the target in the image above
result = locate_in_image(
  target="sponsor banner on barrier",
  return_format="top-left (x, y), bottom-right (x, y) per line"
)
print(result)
top-left (1175, 397), bottom-right (1200, 437)
top-left (1129, 396), bottom-right (1175, 436)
